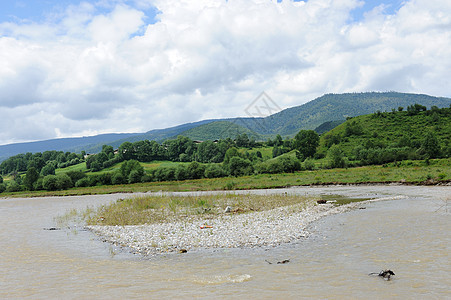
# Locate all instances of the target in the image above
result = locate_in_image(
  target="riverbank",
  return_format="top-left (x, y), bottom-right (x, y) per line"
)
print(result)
top-left (3, 158), bottom-right (450, 199)
top-left (86, 196), bottom-right (387, 256)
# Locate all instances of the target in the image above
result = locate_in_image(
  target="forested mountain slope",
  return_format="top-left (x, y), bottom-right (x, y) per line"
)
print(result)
top-left (1, 92), bottom-right (450, 161)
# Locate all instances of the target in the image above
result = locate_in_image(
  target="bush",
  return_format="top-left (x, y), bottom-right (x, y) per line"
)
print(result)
top-left (204, 164), bottom-right (227, 178)
top-left (228, 157), bottom-right (253, 177)
top-left (65, 171), bottom-right (86, 184)
top-left (75, 177), bottom-right (91, 187)
top-left (43, 175), bottom-right (58, 191)
top-left (153, 166), bottom-right (176, 182)
top-left (0, 183), bottom-right (6, 193)
top-left (112, 172), bottom-right (126, 185)
top-left (187, 162), bottom-right (206, 179)
top-left (175, 165), bottom-right (188, 181)
top-left (303, 158), bottom-right (315, 170)
top-left (56, 174), bottom-right (73, 190)
top-left (129, 170), bottom-right (143, 184)
top-left (328, 145), bottom-right (346, 168)
top-left (6, 181), bottom-right (22, 192)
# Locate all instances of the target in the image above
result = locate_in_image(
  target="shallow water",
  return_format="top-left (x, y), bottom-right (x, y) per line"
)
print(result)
top-left (0, 186), bottom-right (449, 299)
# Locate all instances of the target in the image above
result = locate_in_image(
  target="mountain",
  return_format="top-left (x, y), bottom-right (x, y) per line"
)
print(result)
top-left (177, 92), bottom-right (451, 139)
top-left (179, 120), bottom-right (262, 141)
top-left (1, 92), bottom-right (450, 161)
top-left (0, 133), bottom-right (140, 162)
top-left (256, 92), bottom-right (451, 136)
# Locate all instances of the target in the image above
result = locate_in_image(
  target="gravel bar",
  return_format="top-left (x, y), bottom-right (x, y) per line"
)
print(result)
top-left (87, 200), bottom-right (369, 256)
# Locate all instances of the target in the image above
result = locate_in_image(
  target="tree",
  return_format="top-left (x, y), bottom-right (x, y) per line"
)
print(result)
top-left (24, 167), bottom-right (39, 190)
top-left (42, 175), bottom-right (58, 191)
top-left (422, 132), bottom-right (440, 158)
top-left (118, 142), bottom-right (135, 161)
top-left (224, 147), bottom-right (240, 164)
top-left (196, 141), bottom-right (220, 163)
top-left (294, 130), bottom-right (319, 159)
top-left (328, 144), bottom-right (346, 168)
top-left (235, 133), bottom-right (250, 148)
top-left (187, 162), bottom-right (205, 179)
top-left (41, 163), bottom-right (56, 176)
top-left (228, 157), bottom-right (253, 176)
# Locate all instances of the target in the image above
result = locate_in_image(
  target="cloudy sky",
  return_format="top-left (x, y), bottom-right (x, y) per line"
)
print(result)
top-left (0, 0), bottom-right (450, 145)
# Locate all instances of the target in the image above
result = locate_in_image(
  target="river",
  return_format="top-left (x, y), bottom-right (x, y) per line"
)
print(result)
top-left (0, 185), bottom-right (449, 299)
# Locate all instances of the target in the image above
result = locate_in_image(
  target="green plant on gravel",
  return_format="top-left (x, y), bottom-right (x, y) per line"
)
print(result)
top-left (83, 193), bottom-right (316, 226)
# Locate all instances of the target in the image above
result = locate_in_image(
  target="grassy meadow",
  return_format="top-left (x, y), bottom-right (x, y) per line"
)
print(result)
top-left (4, 158), bottom-right (450, 198)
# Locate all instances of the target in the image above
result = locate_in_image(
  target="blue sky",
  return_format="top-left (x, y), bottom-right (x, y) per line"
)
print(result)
top-left (0, 0), bottom-right (403, 24)
top-left (0, 0), bottom-right (160, 23)
top-left (0, 0), bottom-right (450, 144)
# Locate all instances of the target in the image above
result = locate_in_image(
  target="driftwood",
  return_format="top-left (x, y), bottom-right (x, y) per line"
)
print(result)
top-left (369, 269), bottom-right (395, 280)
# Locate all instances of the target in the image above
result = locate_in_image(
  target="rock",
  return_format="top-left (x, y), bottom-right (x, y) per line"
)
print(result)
top-left (277, 259), bottom-right (290, 264)
top-left (316, 200), bottom-right (327, 204)
top-left (43, 227), bottom-right (60, 231)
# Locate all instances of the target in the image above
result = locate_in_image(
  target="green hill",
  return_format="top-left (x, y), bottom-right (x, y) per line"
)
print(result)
top-left (1, 92), bottom-right (450, 160)
top-left (178, 121), bottom-right (262, 141)
top-left (318, 106), bottom-right (451, 162)
top-left (260, 92), bottom-right (451, 136)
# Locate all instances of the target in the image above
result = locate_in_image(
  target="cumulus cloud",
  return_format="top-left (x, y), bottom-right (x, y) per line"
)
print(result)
top-left (0, 0), bottom-right (450, 144)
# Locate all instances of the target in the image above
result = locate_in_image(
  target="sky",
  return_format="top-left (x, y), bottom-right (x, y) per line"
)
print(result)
top-left (0, 0), bottom-right (450, 145)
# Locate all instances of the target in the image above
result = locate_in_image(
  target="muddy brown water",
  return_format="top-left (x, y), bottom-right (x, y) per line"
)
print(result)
top-left (0, 186), bottom-right (449, 299)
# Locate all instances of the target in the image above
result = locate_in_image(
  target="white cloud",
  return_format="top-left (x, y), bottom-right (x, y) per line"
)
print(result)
top-left (0, 0), bottom-right (450, 145)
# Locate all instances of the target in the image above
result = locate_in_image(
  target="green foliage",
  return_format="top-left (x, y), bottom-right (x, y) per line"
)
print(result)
top-left (40, 163), bottom-right (56, 176)
top-left (204, 164), bottom-right (227, 178)
top-left (227, 157), bottom-right (253, 177)
top-left (0, 174), bottom-right (2, 183)
top-left (303, 158), bottom-right (316, 170)
top-left (24, 167), bottom-right (39, 190)
top-left (187, 162), bottom-right (206, 179)
top-left (327, 145), bottom-right (346, 168)
top-left (294, 130), bottom-right (319, 159)
top-left (65, 170), bottom-right (86, 184)
top-left (224, 147), bottom-right (240, 164)
top-left (6, 181), bottom-right (22, 192)
top-left (43, 174), bottom-right (73, 191)
top-left (255, 155), bottom-right (301, 174)
top-left (344, 121), bottom-right (364, 137)
top-left (422, 131), bottom-right (440, 158)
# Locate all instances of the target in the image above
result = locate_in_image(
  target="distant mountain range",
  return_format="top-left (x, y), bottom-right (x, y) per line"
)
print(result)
top-left (1, 92), bottom-right (450, 161)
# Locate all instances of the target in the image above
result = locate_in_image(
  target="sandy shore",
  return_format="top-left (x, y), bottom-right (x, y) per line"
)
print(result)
top-left (86, 198), bottom-right (376, 256)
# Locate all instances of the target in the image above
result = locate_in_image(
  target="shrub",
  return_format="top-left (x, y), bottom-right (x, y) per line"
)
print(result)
top-left (0, 183), bottom-right (6, 193)
top-left (187, 162), bottom-right (206, 179)
top-left (75, 177), bottom-right (91, 187)
top-left (56, 174), bottom-right (73, 190)
top-left (65, 171), bottom-right (86, 184)
top-left (328, 145), bottom-right (346, 168)
top-left (204, 164), bottom-right (227, 178)
top-left (129, 170), bottom-right (143, 184)
top-left (112, 172), bottom-right (126, 185)
top-left (303, 158), bottom-right (315, 170)
top-left (43, 175), bottom-right (58, 191)
top-left (228, 157), bottom-right (253, 177)
top-left (6, 181), bottom-right (22, 192)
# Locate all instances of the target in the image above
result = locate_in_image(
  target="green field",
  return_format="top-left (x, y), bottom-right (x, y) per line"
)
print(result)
top-left (4, 158), bottom-right (450, 198)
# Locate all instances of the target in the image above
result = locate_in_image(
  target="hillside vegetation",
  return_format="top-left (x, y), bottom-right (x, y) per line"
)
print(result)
top-left (1, 92), bottom-right (450, 160)
top-left (318, 105), bottom-right (451, 165)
